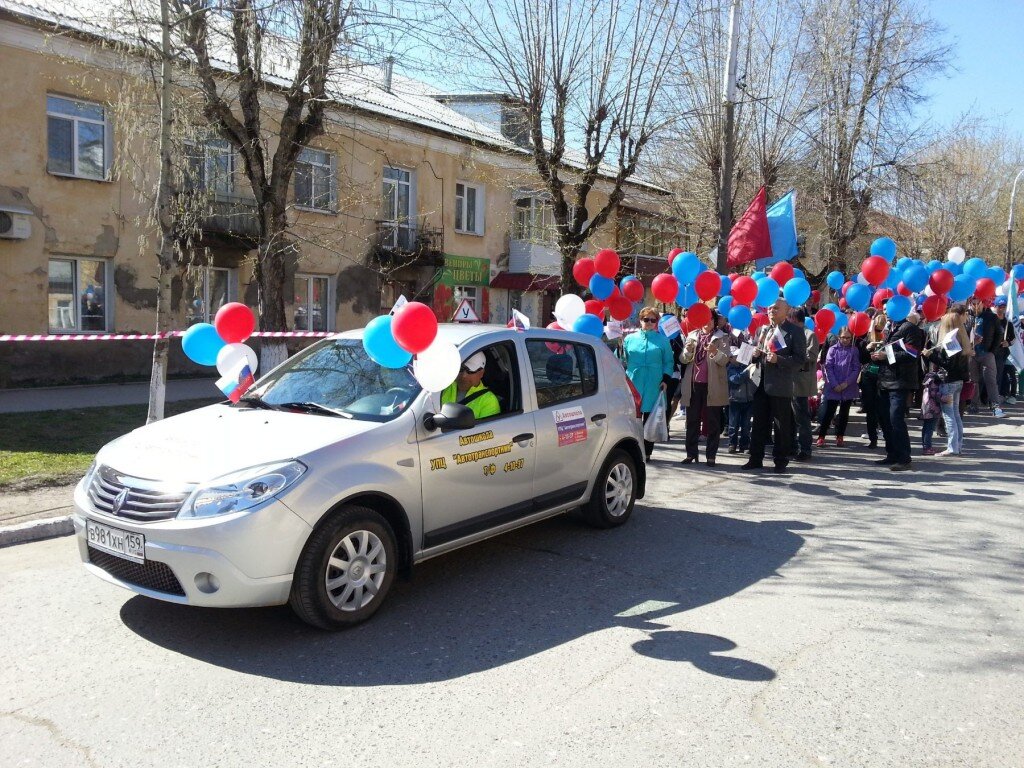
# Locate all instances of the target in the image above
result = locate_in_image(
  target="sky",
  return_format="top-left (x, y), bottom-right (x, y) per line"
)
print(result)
top-left (923, 0), bottom-right (1024, 135)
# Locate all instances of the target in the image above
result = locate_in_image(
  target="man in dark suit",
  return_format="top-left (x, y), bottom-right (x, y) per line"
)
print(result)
top-left (742, 298), bottom-right (808, 473)
top-left (872, 311), bottom-right (927, 471)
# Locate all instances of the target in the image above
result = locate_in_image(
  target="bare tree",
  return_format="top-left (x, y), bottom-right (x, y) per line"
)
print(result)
top-left (442, 0), bottom-right (689, 293)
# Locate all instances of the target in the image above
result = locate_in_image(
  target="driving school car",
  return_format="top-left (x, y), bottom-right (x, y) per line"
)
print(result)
top-left (73, 324), bottom-right (646, 629)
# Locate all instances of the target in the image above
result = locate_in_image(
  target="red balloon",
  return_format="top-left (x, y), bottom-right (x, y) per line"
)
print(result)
top-left (848, 311), bottom-right (871, 337)
top-left (769, 262), bottom-right (795, 285)
top-left (572, 257), bottom-right (596, 287)
top-left (861, 255), bottom-right (890, 286)
top-left (814, 309), bottom-right (836, 333)
top-left (728, 272), bottom-right (740, 282)
top-left (929, 269), bottom-right (954, 295)
top-left (810, 290), bottom-right (821, 305)
top-left (922, 294), bottom-right (948, 321)
top-left (974, 277), bottom-right (996, 301)
top-left (687, 302), bottom-right (712, 328)
top-left (838, 298), bottom-right (848, 310)
top-left (1018, 279), bottom-right (1024, 293)
top-left (215, 302), bottom-right (255, 343)
top-left (545, 322), bottom-right (568, 354)
top-left (872, 288), bottom-right (894, 310)
top-left (667, 247), bottom-right (684, 265)
top-left (608, 295), bottom-right (633, 321)
top-left (594, 248), bottom-right (620, 278)
top-left (896, 281), bottom-right (912, 297)
top-left (694, 271), bottom-right (722, 301)
top-left (584, 299), bottom-right (605, 317)
top-left (609, 286), bottom-right (622, 300)
top-left (651, 273), bottom-right (679, 303)
top-left (842, 281), bottom-right (853, 297)
top-left (751, 312), bottom-right (770, 331)
top-left (621, 279), bottom-right (645, 302)
top-left (731, 275), bottom-right (758, 305)
top-left (815, 326), bottom-right (828, 344)
top-left (391, 301), bottom-right (438, 354)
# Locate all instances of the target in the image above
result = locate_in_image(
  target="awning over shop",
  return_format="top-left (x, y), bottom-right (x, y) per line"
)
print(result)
top-left (631, 255), bottom-right (668, 281)
top-left (489, 272), bottom-right (561, 292)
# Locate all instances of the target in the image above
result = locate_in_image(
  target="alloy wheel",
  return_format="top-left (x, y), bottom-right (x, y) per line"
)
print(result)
top-left (324, 529), bottom-right (387, 611)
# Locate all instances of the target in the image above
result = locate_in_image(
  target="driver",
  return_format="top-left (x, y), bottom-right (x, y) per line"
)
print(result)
top-left (440, 350), bottom-right (500, 419)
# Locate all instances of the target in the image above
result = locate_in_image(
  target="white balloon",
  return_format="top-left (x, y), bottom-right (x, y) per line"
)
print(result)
top-left (856, 273), bottom-right (869, 285)
top-left (996, 284), bottom-right (1006, 297)
top-left (413, 341), bottom-right (461, 392)
top-left (923, 285), bottom-right (935, 297)
top-left (216, 342), bottom-right (258, 377)
top-left (554, 294), bottom-right (586, 329)
top-left (947, 246), bottom-right (966, 265)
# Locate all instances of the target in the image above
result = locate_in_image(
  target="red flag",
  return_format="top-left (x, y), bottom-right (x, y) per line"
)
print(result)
top-left (727, 187), bottom-right (773, 267)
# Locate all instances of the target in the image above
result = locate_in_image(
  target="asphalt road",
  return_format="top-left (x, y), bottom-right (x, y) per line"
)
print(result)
top-left (2, 411), bottom-right (1022, 767)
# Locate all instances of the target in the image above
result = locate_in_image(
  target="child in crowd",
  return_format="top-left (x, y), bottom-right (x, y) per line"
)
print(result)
top-left (726, 353), bottom-right (757, 454)
top-left (920, 367), bottom-right (944, 456)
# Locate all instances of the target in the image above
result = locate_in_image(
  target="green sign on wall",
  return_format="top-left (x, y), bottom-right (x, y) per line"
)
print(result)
top-left (438, 255), bottom-right (490, 287)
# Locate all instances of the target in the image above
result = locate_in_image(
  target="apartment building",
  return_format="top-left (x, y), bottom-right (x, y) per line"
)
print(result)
top-left (0, 0), bottom-right (680, 386)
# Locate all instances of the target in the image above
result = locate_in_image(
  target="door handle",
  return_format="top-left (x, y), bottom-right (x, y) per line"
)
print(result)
top-left (590, 414), bottom-right (607, 423)
top-left (513, 433), bottom-right (534, 443)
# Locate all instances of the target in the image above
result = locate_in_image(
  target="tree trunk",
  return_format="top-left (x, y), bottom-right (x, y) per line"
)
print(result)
top-left (559, 240), bottom-right (584, 296)
top-left (255, 223), bottom-right (291, 373)
top-left (147, 250), bottom-right (175, 424)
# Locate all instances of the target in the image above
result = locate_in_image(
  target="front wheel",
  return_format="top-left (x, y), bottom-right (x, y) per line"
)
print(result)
top-left (289, 505), bottom-right (397, 630)
top-left (582, 449), bottom-right (637, 529)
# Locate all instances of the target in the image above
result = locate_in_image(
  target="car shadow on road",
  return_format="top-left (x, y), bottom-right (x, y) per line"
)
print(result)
top-left (119, 507), bottom-right (809, 686)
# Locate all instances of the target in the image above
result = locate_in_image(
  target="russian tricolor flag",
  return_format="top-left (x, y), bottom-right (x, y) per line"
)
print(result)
top-left (216, 363), bottom-right (255, 403)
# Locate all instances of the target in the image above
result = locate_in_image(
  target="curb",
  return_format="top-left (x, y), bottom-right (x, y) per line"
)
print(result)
top-left (0, 516), bottom-right (74, 548)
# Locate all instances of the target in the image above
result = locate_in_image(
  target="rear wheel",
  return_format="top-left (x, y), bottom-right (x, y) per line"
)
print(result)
top-left (289, 505), bottom-right (397, 630)
top-left (582, 449), bottom-right (637, 528)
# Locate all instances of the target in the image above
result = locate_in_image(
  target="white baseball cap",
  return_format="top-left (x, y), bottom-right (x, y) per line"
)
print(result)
top-left (462, 351), bottom-right (487, 372)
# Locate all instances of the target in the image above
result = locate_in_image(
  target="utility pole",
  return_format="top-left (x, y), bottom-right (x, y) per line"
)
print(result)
top-left (717, 0), bottom-right (741, 273)
top-left (1008, 168), bottom-right (1024, 273)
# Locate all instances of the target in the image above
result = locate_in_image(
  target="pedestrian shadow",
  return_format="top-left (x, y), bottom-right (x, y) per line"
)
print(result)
top-left (119, 508), bottom-right (808, 686)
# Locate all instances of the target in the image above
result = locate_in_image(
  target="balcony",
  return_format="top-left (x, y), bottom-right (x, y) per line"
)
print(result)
top-left (371, 221), bottom-right (445, 269)
top-left (508, 238), bottom-right (561, 276)
top-left (193, 191), bottom-right (261, 247)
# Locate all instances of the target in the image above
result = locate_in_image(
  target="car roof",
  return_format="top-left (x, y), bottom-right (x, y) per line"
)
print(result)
top-left (335, 323), bottom-right (606, 348)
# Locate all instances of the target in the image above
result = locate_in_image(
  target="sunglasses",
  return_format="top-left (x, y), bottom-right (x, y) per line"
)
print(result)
top-left (641, 317), bottom-right (658, 324)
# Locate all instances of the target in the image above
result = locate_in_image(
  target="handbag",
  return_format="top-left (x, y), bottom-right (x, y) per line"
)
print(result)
top-left (643, 392), bottom-right (669, 443)
top-left (961, 380), bottom-right (976, 404)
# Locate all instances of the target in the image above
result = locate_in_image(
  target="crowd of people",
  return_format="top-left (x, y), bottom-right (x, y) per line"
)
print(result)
top-left (621, 294), bottom-right (1019, 473)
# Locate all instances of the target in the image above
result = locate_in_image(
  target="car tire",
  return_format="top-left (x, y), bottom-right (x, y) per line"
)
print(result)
top-left (289, 505), bottom-right (397, 630)
top-left (582, 448), bottom-right (637, 529)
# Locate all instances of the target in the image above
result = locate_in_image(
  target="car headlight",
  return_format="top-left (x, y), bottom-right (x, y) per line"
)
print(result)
top-left (180, 461), bottom-right (306, 519)
top-left (81, 460), bottom-right (97, 489)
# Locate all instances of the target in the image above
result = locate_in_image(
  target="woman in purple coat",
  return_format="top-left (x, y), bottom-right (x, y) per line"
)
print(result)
top-left (816, 327), bottom-right (861, 447)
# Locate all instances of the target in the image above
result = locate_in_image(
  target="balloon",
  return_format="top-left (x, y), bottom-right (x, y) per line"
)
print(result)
top-left (861, 255), bottom-right (890, 286)
top-left (885, 295), bottom-right (912, 322)
top-left (572, 258), bottom-right (596, 287)
top-left (755, 277), bottom-right (780, 308)
top-left (782, 277), bottom-right (811, 307)
top-left (181, 323), bottom-right (225, 367)
top-left (848, 312), bottom-right (871, 337)
top-left (671, 252), bottom-right (701, 284)
top-left (391, 301), bottom-right (438, 354)
top-left (728, 272), bottom-right (740, 281)
top-left (554, 294), bottom-right (586, 328)
top-left (676, 282), bottom-right (697, 307)
top-left (620, 277), bottom-right (645, 303)
top-left (896, 282), bottom-right (912, 297)
top-left (946, 261), bottom-right (962, 277)
top-left (842, 281), bottom-right (853, 296)
top-left (694, 271), bottom-right (722, 301)
top-left (752, 271), bottom-right (767, 282)
top-left (845, 283), bottom-right (871, 312)
top-left (1012, 264), bottom-right (1024, 281)
top-left (214, 342), bottom-right (258, 378)
top-left (584, 299), bottom-right (605, 317)
top-left (593, 249), bottom-right (620, 278)
top-left (928, 269), bottom-right (954, 295)
top-left (962, 257), bottom-right (987, 280)
top-left (687, 302), bottom-right (712, 329)
top-left (831, 311), bottom-right (848, 334)
top-left (770, 262), bottom-right (795, 285)
top-left (896, 257), bottom-right (913, 274)
top-left (718, 276), bottom-right (732, 297)
top-left (750, 312), bottom-right (771, 332)
top-left (804, 317), bottom-right (815, 331)
top-left (717, 295), bottom-right (734, 317)
top-left (974, 277), bottom-right (996, 301)
top-left (815, 326), bottom-right (828, 344)
top-left (838, 298), bottom-right (848, 311)
top-left (826, 270), bottom-right (845, 291)
top-left (589, 273), bottom-right (615, 300)
top-left (988, 267), bottom-right (1007, 285)
top-left (810, 290), bottom-right (821, 305)
top-left (814, 309), bottom-right (836, 334)
top-left (855, 273), bottom-right (869, 286)
top-left (902, 263), bottom-right (929, 293)
top-left (921, 294), bottom-right (948, 322)
top-left (728, 304), bottom-right (752, 331)
top-left (214, 302), bottom-right (255, 344)
top-left (608, 295), bottom-right (633, 321)
top-left (948, 274), bottom-right (976, 302)
top-left (870, 237), bottom-right (897, 261)
top-left (362, 315), bottom-right (412, 369)
top-left (872, 288), bottom-right (894, 310)
top-left (544, 322), bottom-right (568, 353)
top-left (947, 246), bottom-right (966, 265)
top-left (651, 274), bottom-right (679, 303)
top-left (731, 275), bottom-right (758, 305)
top-left (412, 341), bottom-right (461, 392)
top-left (667, 247), bottom-right (684, 265)
top-left (572, 313), bottom-right (604, 338)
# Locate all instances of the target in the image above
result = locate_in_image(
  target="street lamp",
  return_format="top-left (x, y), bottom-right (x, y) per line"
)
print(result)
top-left (1008, 168), bottom-right (1024, 271)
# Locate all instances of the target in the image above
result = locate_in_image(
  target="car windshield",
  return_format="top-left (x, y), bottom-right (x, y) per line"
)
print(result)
top-left (242, 338), bottom-right (421, 422)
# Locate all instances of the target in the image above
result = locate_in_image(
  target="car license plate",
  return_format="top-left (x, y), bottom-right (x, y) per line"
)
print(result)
top-left (86, 520), bottom-right (145, 563)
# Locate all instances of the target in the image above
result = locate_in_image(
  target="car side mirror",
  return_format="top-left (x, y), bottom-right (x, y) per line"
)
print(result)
top-left (423, 403), bottom-right (476, 432)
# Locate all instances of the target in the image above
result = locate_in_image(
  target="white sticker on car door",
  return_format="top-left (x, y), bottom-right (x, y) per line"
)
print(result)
top-left (553, 406), bottom-right (587, 447)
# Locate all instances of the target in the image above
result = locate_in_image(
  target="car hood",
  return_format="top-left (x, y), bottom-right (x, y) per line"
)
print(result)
top-left (95, 403), bottom-right (380, 484)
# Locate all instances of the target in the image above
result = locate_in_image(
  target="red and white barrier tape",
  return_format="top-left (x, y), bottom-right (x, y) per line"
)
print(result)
top-left (0, 331), bottom-right (336, 342)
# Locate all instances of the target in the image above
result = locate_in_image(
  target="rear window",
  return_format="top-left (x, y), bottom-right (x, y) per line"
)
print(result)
top-left (526, 340), bottom-right (598, 408)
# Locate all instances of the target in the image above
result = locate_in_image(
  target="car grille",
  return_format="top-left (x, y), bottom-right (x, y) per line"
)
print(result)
top-left (87, 546), bottom-right (186, 596)
top-left (88, 465), bottom-right (193, 522)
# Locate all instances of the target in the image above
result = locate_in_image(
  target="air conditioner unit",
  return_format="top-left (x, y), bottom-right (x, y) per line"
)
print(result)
top-left (0, 207), bottom-right (32, 240)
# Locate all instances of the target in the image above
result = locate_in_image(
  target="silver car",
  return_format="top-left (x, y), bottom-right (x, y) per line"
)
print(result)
top-left (72, 324), bottom-right (647, 629)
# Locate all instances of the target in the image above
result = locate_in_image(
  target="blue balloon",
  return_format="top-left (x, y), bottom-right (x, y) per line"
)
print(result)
top-left (755, 277), bottom-right (780, 308)
top-left (752, 271), bottom-right (767, 282)
top-left (883, 271), bottom-right (901, 291)
top-left (963, 257), bottom-right (988, 279)
top-left (696, 261), bottom-right (709, 274)
top-left (671, 252), bottom-right (701, 284)
top-left (804, 317), bottom-right (815, 331)
top-left (1012, 264), bottom-right (1024, 281)
top-left (793, 268), bottom-right (806, 280)
top-left (824, 302), bottom-right (842, 315)
top-left (589, 273), bottom-right (615, 300)
top-left (870, 237), bottom-right (897, 262)
top-left (782, 277), bottom-right (811, 307)
top-left (676, 282), bottom-right (696, 307)
top-left (728, 304), bottom-right (753, 331)
top-left (885, 295), bottom-right (912, 322)
top-left (946, 261), bottom-right (962, 276)
top-left (362, 315), bottom-right (412, 369)
top-left (902, 264), bottom-right (928, 293)
top-left (717, 295), bottom-right (734, 317)
top-left (181, 322), bottom-right (225, 367)
top-left (846, 283), bottom-right (871, 312)
top-left (896, 257), bottom-right (913, 274)
top-left (826, 271), bottom-right (845, 291)
top-left (718, 276), bottom-right (732, 297)
top-left (988, 266), bottom-right (1007, 285)
top-left (927, 260), bottom-right (943, 272)
top-left (831, 311), bottom-right (848, 335)
top-left (572, 313), bottom-right (604, 338)
top-left (948, 274), bottom-right (976, 302)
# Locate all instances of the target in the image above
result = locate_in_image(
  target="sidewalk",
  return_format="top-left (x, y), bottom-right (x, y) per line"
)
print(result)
top-left (0, 378), bottom-right (214, 413)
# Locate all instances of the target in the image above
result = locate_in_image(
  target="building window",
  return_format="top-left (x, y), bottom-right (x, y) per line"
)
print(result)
top-left (513, 196), bottom-right (573, 243)
top-left (48, 257), bottom-right (109, 331)
top-left (295, 147), bottom-right (336, 211)
top-left (455, 182), bottom-right (485, 235)
top-left (295, 275), bottom-right (331, 331)
top-left (185, 267), bottom-right (235, 325)
top-left (619, 211), bottom-right (683, 257)
top-left (47, 95), bottom-right (109, 180)
top-left (382, 166), bottom-right (413, 249)
top-left (186, 139), bottom-right (235, 197)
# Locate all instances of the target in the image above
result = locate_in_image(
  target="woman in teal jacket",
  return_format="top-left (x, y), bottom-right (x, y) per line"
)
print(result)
top-left (623, 306), bottom-right (675, 460)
